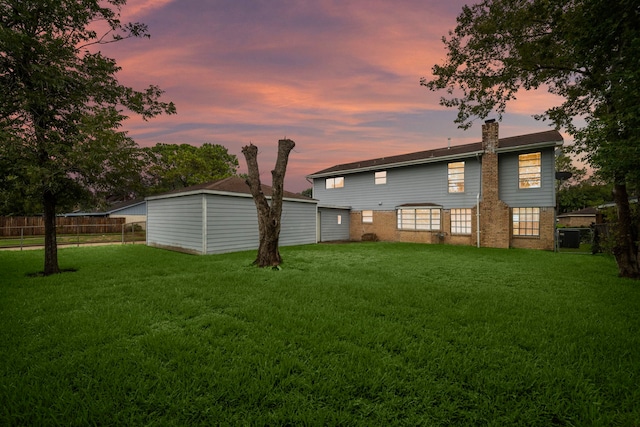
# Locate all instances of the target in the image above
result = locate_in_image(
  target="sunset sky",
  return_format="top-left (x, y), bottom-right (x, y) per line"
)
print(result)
top-left (102, 0), bottom-right (566, 192)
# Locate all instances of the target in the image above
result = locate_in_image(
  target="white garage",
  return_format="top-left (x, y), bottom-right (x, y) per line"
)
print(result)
top-left (146, 176), bottom-right (317, 255)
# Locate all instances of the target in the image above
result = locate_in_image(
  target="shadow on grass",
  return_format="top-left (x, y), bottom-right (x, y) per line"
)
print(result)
top-left (26, 268), bottom-right (78, 277)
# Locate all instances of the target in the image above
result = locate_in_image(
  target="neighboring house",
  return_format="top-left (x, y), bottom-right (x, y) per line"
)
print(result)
top-left (307, 121), bottom-right (563, 250)
top-left (62, 199), bottom-right (147, 227)
top-left (557, 207), bottom-right (597, 228)
top-left (145, 176), bottom-right (317, 255)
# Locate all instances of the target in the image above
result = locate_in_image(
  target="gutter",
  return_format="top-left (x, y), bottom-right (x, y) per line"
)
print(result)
top-left (307, 139), bottom-right (562, 179)
top-left (307, 150), bottom-right (485, 179)
top-left (146, 189), bottom-right (317, 204)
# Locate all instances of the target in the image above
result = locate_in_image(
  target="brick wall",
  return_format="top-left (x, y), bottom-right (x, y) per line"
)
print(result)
top-left (350, 210), bottom-right (475, 246)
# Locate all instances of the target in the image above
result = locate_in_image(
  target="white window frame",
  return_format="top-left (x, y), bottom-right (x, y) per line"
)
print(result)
top-left (362, 210), bottom-right (373, 223)
top-left (397, 208), bottom-right (441, 231)
top-left (513, 207), bottom-right (540, 236)
top-left (518, 153), bottom-right (541, 189)
top-left (375, 171), bottom-right (387, 185)
top-left (451, 208), bottom-right (472, 235)
top-left (448, 162), bottom-right (465, 193)
top-left (337, 215), bottom-right (342, 225)
top-left (326, 176), bottom-right (344, 189)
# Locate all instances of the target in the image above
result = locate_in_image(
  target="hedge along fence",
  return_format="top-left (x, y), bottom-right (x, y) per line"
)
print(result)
top-left (0, 217), bottom-right (125, 237)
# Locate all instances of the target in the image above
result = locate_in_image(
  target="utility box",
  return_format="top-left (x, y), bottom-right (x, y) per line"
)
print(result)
top-left (558, 229), bottom-right (581, 249)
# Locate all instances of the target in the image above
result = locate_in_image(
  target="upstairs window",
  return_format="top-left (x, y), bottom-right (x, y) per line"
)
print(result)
top-left (326, 177), bottom-right (344, 189)
top-left (397, 208), bottom-right (441, 231)
top-left (448, 162), bottom-right (465, 193)
top-left (375, 171), bottom-right (387, 185)
top-left (519, 153), bottom-right (541, 188)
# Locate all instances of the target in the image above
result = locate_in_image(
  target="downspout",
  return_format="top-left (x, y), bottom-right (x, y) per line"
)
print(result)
top-left (476, 152), bottom-right (482, 248)
top-left (477, 193), bottom-right (481, 248)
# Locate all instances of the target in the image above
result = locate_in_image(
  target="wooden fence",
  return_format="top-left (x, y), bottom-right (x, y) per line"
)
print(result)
top-left (0, 217), bottom-right (125, 237)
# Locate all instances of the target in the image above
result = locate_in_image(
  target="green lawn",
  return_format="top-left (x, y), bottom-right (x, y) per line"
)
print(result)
top-left (1, 243), bottom-right (638, 426)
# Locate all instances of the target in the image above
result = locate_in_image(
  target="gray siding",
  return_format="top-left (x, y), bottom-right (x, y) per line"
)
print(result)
top-left (318, 207), bottom-right (351, 241)
top-left (206, 195), bottom-right (316, 254)
top-left (147, 195), bottom-right (203, 253)
top-left (499, 147), bottom-right (556, 207)
top-left (313, 158), bottom-right (482, 210)
top-left (206, 195), bottom-right (259, 254)
top-left (279, 201), bottom-right (317, 246)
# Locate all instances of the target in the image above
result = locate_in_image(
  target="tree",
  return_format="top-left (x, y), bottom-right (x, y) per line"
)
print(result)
top-left (0, 0), bottom-right (176, 275)
top-left (555, 151), bottom-right (586, 192)
top-left (242, 139), bottom-right (296, 268)
top-left (142, 143), bottom-right (238, 194)
top-left (557, 180), bottom-right (613, 215)
top-left (423, 0), bottom-right (640, 278)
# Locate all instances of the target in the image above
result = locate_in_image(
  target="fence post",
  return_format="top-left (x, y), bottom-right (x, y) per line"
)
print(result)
top-left (20, 227), bottom-right (24, 251)
top-left (122, 223), bottom-right (125, 244)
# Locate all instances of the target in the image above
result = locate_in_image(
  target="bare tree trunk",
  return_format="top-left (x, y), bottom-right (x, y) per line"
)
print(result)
top-left (43, 189), bottom-right (61, 275)
top-left (242, 139), bottom-right (296, 268)
top-left (612, 182), bottom-right (639, 279)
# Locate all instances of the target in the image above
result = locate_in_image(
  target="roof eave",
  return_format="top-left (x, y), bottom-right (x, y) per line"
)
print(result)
top-left (146, 189), bottom-right (316, 204)
top-left (307, 150), bottom-right (484, 179)
top-left (495, 139), bottom-right (563, 154)
top-left (308, 139), bottom-right (563, 179)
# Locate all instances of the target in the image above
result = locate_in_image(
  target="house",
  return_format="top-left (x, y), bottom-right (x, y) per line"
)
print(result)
top-left (557, 207), bottom-right (597, 228)
top-left (307, 121), bottom-right (563, 250)
top-left (62, 199), bottom-right (147, 228)
top-left (145, 176), bottom-right (317, 255)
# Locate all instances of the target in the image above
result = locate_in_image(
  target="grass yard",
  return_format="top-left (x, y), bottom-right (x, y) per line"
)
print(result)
top-left (1, 243), bottom-right (639, 426)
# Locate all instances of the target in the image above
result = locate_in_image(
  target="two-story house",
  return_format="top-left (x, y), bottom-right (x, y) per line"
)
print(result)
top-left (307, 121), bottom-right (563, 250)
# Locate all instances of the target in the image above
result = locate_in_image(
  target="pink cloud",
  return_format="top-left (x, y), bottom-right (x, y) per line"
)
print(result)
top-left (101, 0), bottom-right (566, 192)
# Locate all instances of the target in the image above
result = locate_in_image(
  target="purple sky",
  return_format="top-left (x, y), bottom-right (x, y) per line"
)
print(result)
top-left (101, 0), bottom-right (566, 192)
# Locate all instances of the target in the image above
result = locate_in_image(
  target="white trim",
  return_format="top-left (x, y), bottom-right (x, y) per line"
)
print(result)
top-left (146, 189), bottom-right (317, 204)
top-left (201, 194), bottom-right (207, 254)
top-left (307, 139), bottom-right (562, 179)
top-left (307, 151), bottom-right (484, 179)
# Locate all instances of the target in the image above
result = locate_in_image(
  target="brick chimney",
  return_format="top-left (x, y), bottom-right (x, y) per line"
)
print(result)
top-left (481, 120), bottom-right (500, 202)
top-left (482, 119), bottom-right (499, 153)
top-left (479, 120), bottom-right (510, 248)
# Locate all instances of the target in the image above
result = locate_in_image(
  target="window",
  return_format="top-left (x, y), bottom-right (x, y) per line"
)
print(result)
top-left (362, 210), bottom-right (373, 223)
top-left (397, 208), bottom-right (441, 231)
top-left (518, 153), bottom-right (541, 188)
top-left (451, 208), bottom-right (472, 234)
top-left (448, 162), bottom-right (465, 193)
top-left (326, 177), bottom-right (344, 189)
top-left (375, 171), bottom-right (387, 185)
top-left (513, 207), bottom-right (540, 236)
top-left (337, 215), bottom-right (342, 225)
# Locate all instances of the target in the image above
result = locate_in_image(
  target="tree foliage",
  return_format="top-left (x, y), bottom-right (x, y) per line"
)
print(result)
top-left (555, 151), bottom-right (612, 214)
top-left (0, 0), bottom-right (175, 274)
top-left (423, 0), bottom-right (640, 278)
top-left (142, 143), bottom-right (238, 194)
